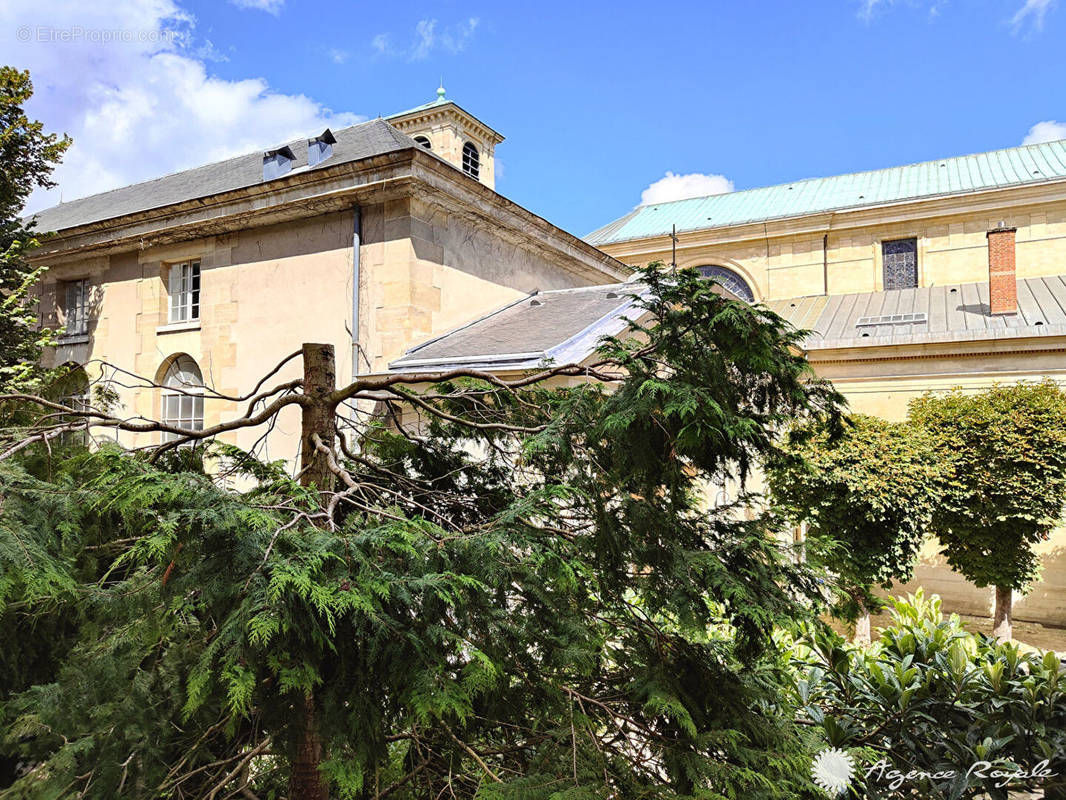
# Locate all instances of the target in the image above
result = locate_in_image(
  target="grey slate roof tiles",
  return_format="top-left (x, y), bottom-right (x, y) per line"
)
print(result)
top-left (27, 119), bottom-right (419, 233)
top-left (388, 283), bottom-right (644, 371)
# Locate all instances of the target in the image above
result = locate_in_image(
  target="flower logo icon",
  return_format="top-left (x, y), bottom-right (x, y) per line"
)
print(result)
top-left (811, 747), bottom-right (855, 796)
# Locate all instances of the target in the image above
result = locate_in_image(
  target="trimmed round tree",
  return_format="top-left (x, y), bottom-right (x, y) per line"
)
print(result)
top-left (768, 414), bottom-right (943, 644)
top-left (908, 382), bottom-right (1066, 641)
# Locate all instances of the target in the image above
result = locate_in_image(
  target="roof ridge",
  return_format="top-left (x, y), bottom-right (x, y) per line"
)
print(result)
top-left (535, 282), bottom-right (632, 296)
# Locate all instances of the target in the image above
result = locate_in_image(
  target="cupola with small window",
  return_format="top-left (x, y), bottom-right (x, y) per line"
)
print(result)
top-left (385, 85), bottom-right (504, 189)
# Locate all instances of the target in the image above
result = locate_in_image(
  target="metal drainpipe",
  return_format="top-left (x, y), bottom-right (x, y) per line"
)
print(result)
top-left (350, 205), bottom-right (362, 381)
top-left (823, 233), bottom-right (829, 296)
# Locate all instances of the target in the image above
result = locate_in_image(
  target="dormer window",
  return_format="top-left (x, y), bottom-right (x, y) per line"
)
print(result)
top-left (462, 141), bottom-right (480, 180)
top-left (262, 146), bottom-right (295, 181)
top-left (308, 129), bottom-right (337, 167)
top-left (413, 135), bottom-right (432, 150)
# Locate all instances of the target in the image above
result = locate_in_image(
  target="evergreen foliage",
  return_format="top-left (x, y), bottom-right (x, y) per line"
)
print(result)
top-left (0, 265), bottom-right (845, 798)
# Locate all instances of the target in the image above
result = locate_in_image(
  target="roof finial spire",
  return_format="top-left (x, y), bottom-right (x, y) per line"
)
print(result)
top-left (437, 77), bottom-right (445, 100)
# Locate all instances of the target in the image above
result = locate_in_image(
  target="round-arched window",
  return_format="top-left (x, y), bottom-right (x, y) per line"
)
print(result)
top-left (462, 142), bottom-right (480, 180)
top-left (695, 265), bottom-right (754, 302)
top-left (161, 354), bottom-right (204, 440)
top-left (413, 135), bottom-right (432, 150)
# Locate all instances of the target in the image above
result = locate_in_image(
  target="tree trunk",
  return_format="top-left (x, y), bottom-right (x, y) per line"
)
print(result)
top-left (288, 343), bottom-right (337, 800)
top-left (291, 695), bottom-right (328, 800)
top-left (993, 584), bottom-right (1013, 642)
top-left (853, 590), bottom-right (871, 646)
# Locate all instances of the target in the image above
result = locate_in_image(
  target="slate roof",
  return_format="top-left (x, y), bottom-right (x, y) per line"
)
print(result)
top-left (388, 283), bottom-right (647, 372)
top-left (765, 275), bottom-right (1066, 350)
top-left (587, 139), bottom-right (1066, 246)
top-left (27, 118), bottom-right (419, 233)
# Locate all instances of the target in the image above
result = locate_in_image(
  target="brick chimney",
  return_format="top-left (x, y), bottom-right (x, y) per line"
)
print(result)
top-left (987, 225), bottom-right (1018, 315)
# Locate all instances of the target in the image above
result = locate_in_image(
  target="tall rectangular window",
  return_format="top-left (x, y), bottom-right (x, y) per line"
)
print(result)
top-left (168, 260), bottom-right (201, 323)
top-left (63, 279), bottom-right (89, 336)
top-left (881, 238), bottom-right (918, 290)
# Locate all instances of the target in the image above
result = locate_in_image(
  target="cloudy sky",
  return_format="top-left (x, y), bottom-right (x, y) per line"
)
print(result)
top-left (3, 0), bottom-right (1063, 236)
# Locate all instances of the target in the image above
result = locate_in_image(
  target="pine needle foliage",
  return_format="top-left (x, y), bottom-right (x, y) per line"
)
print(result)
top-left (0, 265), bottom-right (844, 798)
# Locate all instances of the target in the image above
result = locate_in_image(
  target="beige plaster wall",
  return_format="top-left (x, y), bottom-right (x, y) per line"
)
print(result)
top-left (604, 198), bottom-right (1066, 303)
top-left (602, 190), bottom-right (1066, 629)
top-left (40, 195), bottom-right (607, 469)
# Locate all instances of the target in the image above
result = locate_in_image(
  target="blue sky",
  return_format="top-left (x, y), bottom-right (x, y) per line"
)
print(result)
top-left (4, 0), bottom-right (1063, 237)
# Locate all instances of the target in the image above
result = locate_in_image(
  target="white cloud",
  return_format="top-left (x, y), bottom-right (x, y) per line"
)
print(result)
top-left (639, 172), bottom-right (735, 206)
top-left (858, 0), bottom-right (887, 20)
top-left (229, 0), bottom-right (284, 14)
top-left (2, 0), bottom-right (363, 214)
top-left (1012, 0), bottom-right (1056, 31)
top-left (1023, 120), bottom-right (1066, 144)
top-left (858, 0), bottom-right (949, 21)
top-left (371, 33), bottom-right (392, 56)
top-left (441, 17), bottom-right (479, 54)
top-left (410, 19), bottom-right (436, 61)
top-left (327, 47), bottom-right (349, 64)
top-left (192, 38), bottom-right (229, 63)
top-left (372, 17), bottom-right (480, 61)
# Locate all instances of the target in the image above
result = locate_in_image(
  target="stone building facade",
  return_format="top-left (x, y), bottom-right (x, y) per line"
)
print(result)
top-left (588, 141), bottom-right (1066, 626)
top-left (28, 93), bottom-right (627, 464)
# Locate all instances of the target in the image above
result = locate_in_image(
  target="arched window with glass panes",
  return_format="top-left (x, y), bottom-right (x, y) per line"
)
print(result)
top-left (462, 141), bottom-right (480, 180)
top-left (695, 265), bottom-right (755, 302)
top-left (160, 354), bottom-right (204, 442)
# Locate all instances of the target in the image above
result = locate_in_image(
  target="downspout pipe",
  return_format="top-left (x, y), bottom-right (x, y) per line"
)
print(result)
top-left (823, 233), bottom-right (829, 296)
top-left (351, 205), bottom-right (362, 381)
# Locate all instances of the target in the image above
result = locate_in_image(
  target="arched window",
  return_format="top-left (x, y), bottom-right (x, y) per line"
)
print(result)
top-left (695, 265), bottom-right (755, 303)
top-left (462, 142), bottom-right (480, 180)
top-left (161, 355), bottom-right (204, 441)
top-left (53, 363), bottom-right (91, 444)
top-left (413, 135), bottom-right (432, 150)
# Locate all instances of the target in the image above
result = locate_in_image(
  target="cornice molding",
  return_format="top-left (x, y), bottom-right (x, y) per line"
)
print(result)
top-left (389, 107), bottom-right (504, 145)
top-left (804, 335), bottom-right (1066, 365)
top-left (599, 180), bottom-right (1066, 258)
top-left (29, 149), bottom-right (627, 285)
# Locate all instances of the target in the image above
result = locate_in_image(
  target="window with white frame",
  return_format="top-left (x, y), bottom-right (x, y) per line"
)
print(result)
top-left (161, 355), bottom-right (204, 442)
top-left (62, 279), bottom-right (89, 336)
top-left (168, 260), bottom-right (201, 323)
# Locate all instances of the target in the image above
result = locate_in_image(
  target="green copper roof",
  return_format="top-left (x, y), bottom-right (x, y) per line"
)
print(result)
top-left (386, 93), bottom-right (452, 119)
top-left (385, 87), bottom-right (504, 140)
top-left (586, 138), bottom-right (1066, 246)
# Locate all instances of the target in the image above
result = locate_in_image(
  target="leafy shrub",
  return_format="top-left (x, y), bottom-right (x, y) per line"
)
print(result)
top-left (790, 591), bottom-right (1066, 799)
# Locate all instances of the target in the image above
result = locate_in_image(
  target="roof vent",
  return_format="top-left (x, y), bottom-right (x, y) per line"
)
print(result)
top-left (605, 292), bottom-right (619, 299)
top-left (529, 299), bottom-right (542, 306)
top-left (855, 312), bottom-right (928, 328)
top-left (308, 129), bottom-right (337, 167)
top-left (263, 145), bottom-right (296, 181)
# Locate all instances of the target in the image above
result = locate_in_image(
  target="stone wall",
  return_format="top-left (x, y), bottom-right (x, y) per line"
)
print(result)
top-left (603, 197), bottom-right (1066, 303)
